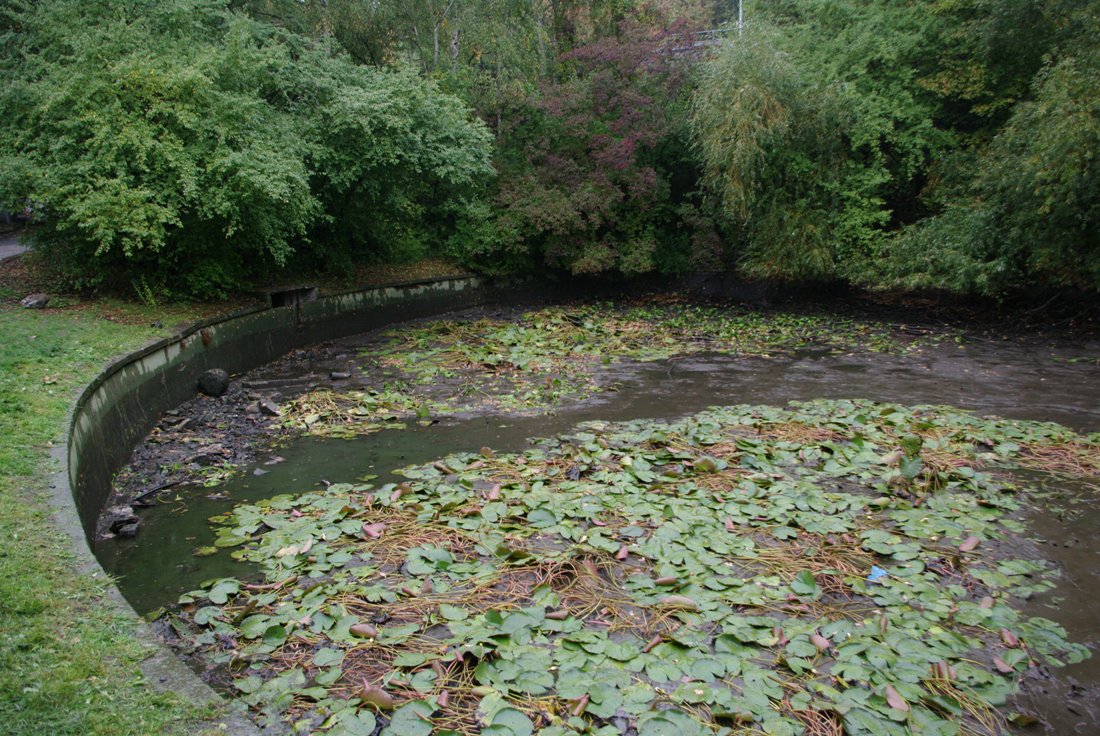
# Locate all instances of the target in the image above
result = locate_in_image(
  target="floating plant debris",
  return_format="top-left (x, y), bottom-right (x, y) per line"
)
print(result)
top-left (172, 399), bottom-right (1094, 735)
top-left (281, 301), bottom-right (951, 437)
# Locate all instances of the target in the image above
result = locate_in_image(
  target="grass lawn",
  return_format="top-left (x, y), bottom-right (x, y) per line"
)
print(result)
top-left (0, 300), bottom-right (226, 736)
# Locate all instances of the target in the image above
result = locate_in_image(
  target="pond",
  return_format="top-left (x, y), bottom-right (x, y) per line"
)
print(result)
top-left (96, 300), bottom-right (1100, 736)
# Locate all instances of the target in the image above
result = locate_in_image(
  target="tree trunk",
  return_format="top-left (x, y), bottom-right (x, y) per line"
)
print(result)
top-left (450, 28), bottom-right (459, 73)
top-left (433, 23), bottom-right (439, 69)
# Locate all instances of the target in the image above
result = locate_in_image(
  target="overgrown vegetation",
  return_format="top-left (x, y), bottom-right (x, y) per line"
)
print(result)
top-left (883, 6), bottom-right (1100, 294)
top-left (692, 0), bottom-right (1099, 291)
top-left (3, 0), bottom-right (1095, 297)
top-left (173, 399), bottom-right (1094, 735)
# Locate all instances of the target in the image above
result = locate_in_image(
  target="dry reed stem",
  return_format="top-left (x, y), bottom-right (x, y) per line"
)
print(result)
top-left (792, 707), bottom-right (844, 736)
top-left (1017, 443), bottom-right (1100, 476)
top-left (924, 677), bottom-right (1005, 736)
top-left (758, 422), bottom-right (847, 445)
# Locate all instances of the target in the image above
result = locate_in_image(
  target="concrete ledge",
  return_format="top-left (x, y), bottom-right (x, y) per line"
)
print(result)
top-left (67, 274), bottom-right (488, 541)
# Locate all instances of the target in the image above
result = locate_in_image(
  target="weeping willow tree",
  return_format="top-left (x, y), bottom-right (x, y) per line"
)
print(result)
top-left (690, 27), bottom-right (897, 282)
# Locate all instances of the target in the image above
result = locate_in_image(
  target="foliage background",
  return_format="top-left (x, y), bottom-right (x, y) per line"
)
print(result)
top-left (0, 0), bottom-right (1097, 297)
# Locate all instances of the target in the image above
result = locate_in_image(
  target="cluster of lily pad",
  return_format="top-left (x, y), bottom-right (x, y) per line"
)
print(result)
top-left (173, 399), bottom-right (1094, 735)
top-left (282, 301), bottom-right (948, 436)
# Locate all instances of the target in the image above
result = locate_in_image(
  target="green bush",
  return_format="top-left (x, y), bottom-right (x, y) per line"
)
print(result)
top-left (690, 0), bottom-right (1097, 294)
top-left (691, 4), bottom-right (959, 283)
top-left (0, 0), bottom-right (492, 298)
top-left (887, 18), bottom-right (1100, 294)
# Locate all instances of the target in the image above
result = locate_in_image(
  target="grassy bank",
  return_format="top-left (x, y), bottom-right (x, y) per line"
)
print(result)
top-left (0, 303), bottom-right (219, 735)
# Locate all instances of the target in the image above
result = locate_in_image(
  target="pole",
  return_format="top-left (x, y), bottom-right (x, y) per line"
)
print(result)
top-left (738, 0), bottom-right (743, 36)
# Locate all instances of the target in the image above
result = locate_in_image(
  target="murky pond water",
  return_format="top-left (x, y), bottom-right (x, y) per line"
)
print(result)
top-left (96, 329), bottom-right (1100, 733)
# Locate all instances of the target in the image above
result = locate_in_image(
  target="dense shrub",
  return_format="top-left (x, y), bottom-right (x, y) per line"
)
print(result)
top-left (691, 3), bottom-right (963, 282)
top-left (691, 0), bottom-right (1097, 294)
top-left (0, 0), bottom-right (492, 297)
top-left (3, 0), bottom-right (1096, 297)
top-left (886, 11), bottom-right (1100, 293)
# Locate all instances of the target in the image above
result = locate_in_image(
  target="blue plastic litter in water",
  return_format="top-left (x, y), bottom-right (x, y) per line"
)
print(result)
top-left (867, 566), bottom-right (888, 582)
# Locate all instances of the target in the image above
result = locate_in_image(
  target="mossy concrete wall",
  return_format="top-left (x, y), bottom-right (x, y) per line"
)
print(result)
top-left (67, 275), bottom-right (490, 540)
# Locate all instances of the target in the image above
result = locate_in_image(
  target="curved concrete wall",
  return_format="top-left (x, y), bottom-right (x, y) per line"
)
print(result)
top-left (52, 271), bottom-right (720, 730)
top-left (67, 275), bottom-right (495, 541)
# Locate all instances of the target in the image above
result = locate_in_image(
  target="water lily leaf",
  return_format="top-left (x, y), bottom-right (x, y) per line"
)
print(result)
top-left (791, 570), bottom-right (820, 599)
top-left (482, 708), bottom-right (534, 736)
top-left (393, 652), bottom-right (434, 668)
top-left (409, 669), bottom-right (438, 692)
top-left (362, 522), bottom-right (387, 539)
top-left (206, 579), bottom-right (239, 604)
top-left (880, 449), bottom-right (904, 466)
top-left (378, 622), bottom-right (420, 644)
top-left (659, 595), bottom-right (698, 610)
top-left (526, 509), bottom-right (557, 528)
top-left (235, 675), bottom-right (263, 694)
top-left (898, 456), bottom-right (923, 480)
top-left (316, 666), bottom-right (342, 686)
top-left (328, 614), bottom-right (360, 642)
top-left (350, 623), bottom-right (378, 639)
top-left (381, 700), bottom-right (433, 736)
top-left (604, 640), bottom-right (640, 662)
top-left (262, 624), bottom-right (288, 647)
top-left (439, 603), bottom-right (469, 621)
top-left (327, 710), bottom-right (377, 736)
top-left (214, 532), bottom-right (250, 548)
top-left (785, 639), bottom-right (818, 659)
top-left (182, 395), bottom-right (1095, 735)
top-left (899, 435), bottom-right (923, 456)
top-left (586, 683), bottom-right (625, 718)
top-left (637, 709), bottom-right (710, 736)
top-left (884, 684), bottom-right (910, 713)
top-left (475, 690), bottom-right (510, 725)
top-left (192, 606), bottom-right (222, 626)
top-left (694, 456), bottom-right (719, 473)
top-left (312, 647), bottom-right (344, 668)
top-left (958, 536), bottom-right (980, 552)
top-left (406, 546), bottom-right (453, 575)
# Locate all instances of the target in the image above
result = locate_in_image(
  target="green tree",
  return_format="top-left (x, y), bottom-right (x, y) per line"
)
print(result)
top-left (691, 19), bottom-right (922, 281)
top-left (886, 7), bottom-right (1100, 293)
top-left (690, 0), bottom-right (1079, 288)
top-left (453, 13), bottom-right (714, 277)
